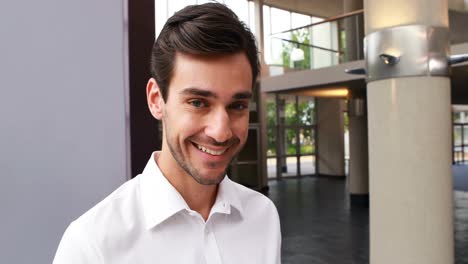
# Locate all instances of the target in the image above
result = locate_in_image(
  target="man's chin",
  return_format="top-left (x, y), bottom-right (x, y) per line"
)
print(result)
top-left (191, 171), bottom-right (226, 185)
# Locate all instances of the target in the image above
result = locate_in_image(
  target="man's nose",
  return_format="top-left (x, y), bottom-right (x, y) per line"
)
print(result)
top-left (204, 108), bottom-right (233, 144)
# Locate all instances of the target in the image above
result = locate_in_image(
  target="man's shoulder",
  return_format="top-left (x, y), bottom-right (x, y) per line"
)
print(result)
top-left (54, 175), bottom-right (145, 263)
top-left (227, 179), bottom-right (278, 216)
top-left (71, 175), bottom-right (144, 239)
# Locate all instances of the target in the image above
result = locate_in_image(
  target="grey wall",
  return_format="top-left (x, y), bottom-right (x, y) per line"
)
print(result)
top-left (316, 98), bottom-right (345, 176)
top-left (449, 10), bottom-right (468, 44)
top-left (0, 1), bottom-right (129, 263)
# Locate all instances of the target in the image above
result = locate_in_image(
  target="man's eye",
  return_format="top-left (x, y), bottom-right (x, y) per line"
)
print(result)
top-left (230, 102), bottom-right (249, 111)
top-left (188, 99), bottom-right (206, 108)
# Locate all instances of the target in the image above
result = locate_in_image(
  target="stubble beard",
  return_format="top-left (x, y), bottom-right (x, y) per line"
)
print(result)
top-left (164, 123), bottom-right (243, 186)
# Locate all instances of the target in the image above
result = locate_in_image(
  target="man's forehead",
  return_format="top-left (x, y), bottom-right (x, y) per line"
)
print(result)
top-left (173, 51), bottom-right (250, 65)
top-left (179, 87), bottom-right (253, 99)
top-left (167, 51), bottom-right (254, 96)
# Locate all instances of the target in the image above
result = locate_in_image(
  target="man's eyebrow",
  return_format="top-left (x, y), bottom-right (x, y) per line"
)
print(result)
top-left (180, 88), bottom-right (218, 98)
top-left (233, 91), bottom-right (252, 100)
top-left (180, 88), bottom-right (252, 100)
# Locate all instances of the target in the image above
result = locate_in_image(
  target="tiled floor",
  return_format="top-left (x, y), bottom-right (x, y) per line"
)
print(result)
top-left (267, 176), bottom-right (468, 264)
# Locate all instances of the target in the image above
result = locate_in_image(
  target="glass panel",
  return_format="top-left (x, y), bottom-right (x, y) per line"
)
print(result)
top-left (454, 125), bottom-right (462, 146)
top-left (311, 17), bottom-right (324, 24)
top-left (266, 12), bottom-right (365, 73)
top-left (278, 94), bottom-right (297, 126)
top-left (462, 112), bottom-right (468, 123)
top-left (224, 0), bottom-right (249, 26)
top-left (248, 1), bottom-right (256, 34)
top-left (267, 128), bottom-right (276, 156)
top-left (281, 156), bottom-right (297, 177)
top-left (310, 18), bottom-right (339, 70)
top-left (464, 125), bottom-right (468, 145)
top-left (270, 7), bottom-right (291, 34)
top-left (299, 128), bottom-right (314, 154)
top-left (266, 93), bottom-right (276, 126)
top-left (155, 0), bottom-right (169, 38)
top-left (249, 84), bottom-right (259, 123)
top-left (168, 0), bottom-right (195, 16)
top-left (267, 157), bottom-right (277, 179)
top-left (288, 28), bottom-right (311, 70)
top-left (299, 155), bottom-right (315, 175)
top-left (270, 36), bottom-right (285, 65)
top-left (263, 5), bottom-right (272, 64)
top-left (291, 12), bottom-right (311, 28)
top-left (298, 96), bottom-right (315, 125)
top-left (285, 128), bottom-right (297, 155)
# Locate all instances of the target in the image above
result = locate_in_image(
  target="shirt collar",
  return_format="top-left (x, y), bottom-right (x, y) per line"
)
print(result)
top-left (139, 152), bottom-right (244, 230)
top-left (139, 152), bottom-right (189, 230)
top-left (211, 176), bottom-right (243, 217)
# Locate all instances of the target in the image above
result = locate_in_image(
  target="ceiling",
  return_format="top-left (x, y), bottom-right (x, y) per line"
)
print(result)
top-left (262, 0), bottom-right (467, 19)
top-left (262, 0), bottom-right (344, 18)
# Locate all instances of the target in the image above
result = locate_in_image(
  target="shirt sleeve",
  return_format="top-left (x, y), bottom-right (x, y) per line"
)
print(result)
top-left (272, 204), bottom-right (282, 264)
top-left (53, 221), bottom-right (103, 264)
top-left (263, 200), bottom-right (282, 264)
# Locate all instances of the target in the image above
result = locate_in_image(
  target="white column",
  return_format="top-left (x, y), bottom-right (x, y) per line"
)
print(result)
top-left (365, 0), bottom-right (454, 263)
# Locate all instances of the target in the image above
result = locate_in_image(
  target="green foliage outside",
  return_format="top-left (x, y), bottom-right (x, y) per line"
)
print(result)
top-left (340, 30), bottom-right (347, 62)
top-left (266, 97), bottom-right (315, 156)
top-left (281, 29), bottom-right (311, 70)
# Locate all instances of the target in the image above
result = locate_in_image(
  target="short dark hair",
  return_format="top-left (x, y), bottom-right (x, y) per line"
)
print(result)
top-left (150, 2), bottom-right (260, 101)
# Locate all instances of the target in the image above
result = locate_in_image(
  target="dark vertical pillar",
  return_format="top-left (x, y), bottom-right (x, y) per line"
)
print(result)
top-left (128, 0), bottom-right (160, 177)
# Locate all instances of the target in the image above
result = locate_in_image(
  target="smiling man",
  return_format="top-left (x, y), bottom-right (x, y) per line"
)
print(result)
top-left (53, 3), bottom-right (281, 264)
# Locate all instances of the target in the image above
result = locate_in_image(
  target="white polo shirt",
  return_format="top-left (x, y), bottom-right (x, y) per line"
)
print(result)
top-left (53, 152), bottom-right (281, 264)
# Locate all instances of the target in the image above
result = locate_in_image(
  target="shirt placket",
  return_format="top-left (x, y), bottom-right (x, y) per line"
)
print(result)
top-left (203, 222), bottom-right (223, 264)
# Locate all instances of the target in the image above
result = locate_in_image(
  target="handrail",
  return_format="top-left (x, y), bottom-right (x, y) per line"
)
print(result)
top-left (270, 9), bottom-right (364, 36)
top-left (272, 37), bottom-right (342, 53)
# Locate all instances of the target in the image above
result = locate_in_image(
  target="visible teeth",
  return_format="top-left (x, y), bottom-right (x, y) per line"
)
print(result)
top-left (196, 144), bottom-right (226, 155)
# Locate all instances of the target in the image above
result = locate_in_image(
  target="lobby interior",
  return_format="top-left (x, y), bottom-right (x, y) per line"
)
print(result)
top-left (131, 0), bottom-right (468, 263)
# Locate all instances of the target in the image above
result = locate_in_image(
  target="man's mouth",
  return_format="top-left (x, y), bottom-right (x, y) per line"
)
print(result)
top-left (194, 143), bottom-right (228, 156)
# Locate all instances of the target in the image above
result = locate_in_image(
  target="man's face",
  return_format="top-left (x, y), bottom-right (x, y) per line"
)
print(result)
top-left (150, 52), bottom-right (253, 185)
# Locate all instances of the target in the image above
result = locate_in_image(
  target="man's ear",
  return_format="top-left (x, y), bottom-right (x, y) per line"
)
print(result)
top-left (146, 78), bottom-right (164, 120)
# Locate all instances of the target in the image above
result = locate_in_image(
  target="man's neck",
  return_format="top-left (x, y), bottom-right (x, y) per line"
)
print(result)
top-left (155, 151), bottom-right (218, 221)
